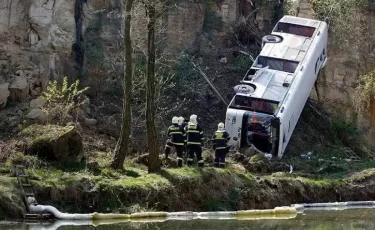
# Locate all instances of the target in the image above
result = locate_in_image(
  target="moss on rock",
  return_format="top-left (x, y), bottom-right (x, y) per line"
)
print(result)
top-left (2, 125), bottom-right (83, 163)
top-left (0, 176), bottom-right (25, 220)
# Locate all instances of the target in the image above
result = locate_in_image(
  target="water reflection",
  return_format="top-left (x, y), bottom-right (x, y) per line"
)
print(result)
top-left (1, 209), bottom-right (375, 230)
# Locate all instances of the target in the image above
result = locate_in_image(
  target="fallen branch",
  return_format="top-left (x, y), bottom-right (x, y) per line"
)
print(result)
top-left (189, 60), bottom-right (229, 106)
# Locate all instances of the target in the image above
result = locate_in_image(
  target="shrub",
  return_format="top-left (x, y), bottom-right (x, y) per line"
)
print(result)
top-left (42, 77), bottom-right (89, 124)
top-left (310, 0), bottom-right (367, 47)
top-left (353, 71), bottom-right (375, 116)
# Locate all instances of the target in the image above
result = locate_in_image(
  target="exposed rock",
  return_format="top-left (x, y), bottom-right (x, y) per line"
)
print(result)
top-left (29, 97), bottom-right (46, 110)
top-left (26, 109), bottom-right (46, 123)
top-left (87, 161), bottom-right (101, 174)
top-left (203, 150), bottom-right (214, 163)
top-left (0, 83), bottom-right (10, 109)
top-left (220, 57), bottom-right (227, 64)
top-left (248, 154), bottom-right (271, 173)
top-left (20, 125), bottom-right (84, 162)
top-left (9, 76), bottom-right (28, 102)
top-left (84, 118), bottom-right (97, 126)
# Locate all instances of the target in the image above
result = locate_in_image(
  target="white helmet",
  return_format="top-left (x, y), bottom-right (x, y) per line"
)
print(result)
top-left (172, 116), bottom-right (179, 124)
top-left (178, 116), bottom-right (184, 125)
top-left (189, 114), bottom-right (197, 125)
top-left (218, 122), bottom-right (225, 131)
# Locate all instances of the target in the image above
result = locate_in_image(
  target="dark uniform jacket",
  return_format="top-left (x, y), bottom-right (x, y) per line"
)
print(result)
top-left (185, 122), bottom-right (204, 145)
top-left (212, 130), bottom-right (230, 149)
top-left (167, 124), bottom-right (185, 145)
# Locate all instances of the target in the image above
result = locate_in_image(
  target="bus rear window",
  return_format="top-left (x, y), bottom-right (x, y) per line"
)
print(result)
top-left (274, 22), bottom-right (315, 37)
top-left (230, 95), bottom-right (279, 115)
top-left (256, 56), bottom-right (299, 73)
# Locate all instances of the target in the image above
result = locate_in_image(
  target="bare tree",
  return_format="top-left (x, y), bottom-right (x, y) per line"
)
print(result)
top-left (111, 0), bottom-right (135, 170)
top-left (145, 1), bottom-right (160, 173)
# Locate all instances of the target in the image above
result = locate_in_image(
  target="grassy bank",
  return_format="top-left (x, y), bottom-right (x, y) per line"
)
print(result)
top-left (2, 154), bottom-right (375, 220)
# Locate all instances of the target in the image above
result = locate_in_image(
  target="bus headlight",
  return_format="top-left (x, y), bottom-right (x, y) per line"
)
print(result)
top-left (233, 137), bottom-right (238, 141)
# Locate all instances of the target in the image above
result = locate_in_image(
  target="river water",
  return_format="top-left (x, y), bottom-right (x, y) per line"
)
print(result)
top-left (1, 208), bottom-right (375, 230)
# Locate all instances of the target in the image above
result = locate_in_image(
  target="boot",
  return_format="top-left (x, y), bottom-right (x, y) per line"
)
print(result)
top-left (214, 162), bottom-right (219, 168)
top-left (164, 148), bottom-right (170, 159)
top-left (177, 159), bottom-right (183, 167)
top-left (219, 163), bottom-right (225, 168)
top-left (198, 160), bottom-right (204, 167)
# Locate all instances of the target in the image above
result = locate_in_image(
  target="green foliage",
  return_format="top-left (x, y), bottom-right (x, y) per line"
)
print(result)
top-left (354, 71), bottom-right (375, 116)
top-left (6, 152), bottom-right (44, 169)
top-left (234, 55), bottom-right (252, 73)
top-left (311, 0), bottom-right (367, 46)
top-left (84, 39), bottom-right (107, 71)
top-left (42, 77), bottom-right (89, 124)
top-left (331, 118), bottom-right (359, 143)
top-left (202, 1), bottom-right (224, 35)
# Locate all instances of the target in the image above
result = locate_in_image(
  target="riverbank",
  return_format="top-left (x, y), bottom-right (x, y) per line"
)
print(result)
top-left (2, 156), bottom-right (375, 220)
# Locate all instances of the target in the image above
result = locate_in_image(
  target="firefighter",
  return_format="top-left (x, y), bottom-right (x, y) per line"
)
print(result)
top-left (178, 116), bottom-right (187, 129)
top-left (185, 114), bottom-right (205, 167)
top-left (178, 116), bottom-right (187, 159)
top-left (212, 122), bottom-right (230, 168)
top-left (164, 116), bottom-right (185, 167)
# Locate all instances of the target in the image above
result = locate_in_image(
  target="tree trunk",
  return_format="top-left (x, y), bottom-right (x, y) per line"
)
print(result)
top-left (111, 0), bottom-right (134, 170)
top-left (146, 2), bottom-right (160, 173)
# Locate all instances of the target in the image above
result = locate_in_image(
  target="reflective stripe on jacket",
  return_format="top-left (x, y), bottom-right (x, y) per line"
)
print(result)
top-left (167, 124), bottom-right (185, 145)
top-left (212, 130), bottom-right (230, 149)
top-left (185, 122), bottom-right (204, 145)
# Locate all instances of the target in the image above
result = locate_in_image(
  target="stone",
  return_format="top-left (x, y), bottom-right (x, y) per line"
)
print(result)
top-left (20, 125), bottom-right (83, 162)
top-left (30, 97), bottom-right (46, 109)
top-left (84, 118), bottom-right (98, 126)
top-left (0, 83), bottom-right (10, 109)
top-left (9, 76), bottom-right (29, 102)
top-left (87, 161), bottom-right (101, 174)
top-left (26, 109), bottom-right (47, 122)
top-left (202, 150), bottom-right (214, 163)
top-left (220, 57), bottom-right (227, 64)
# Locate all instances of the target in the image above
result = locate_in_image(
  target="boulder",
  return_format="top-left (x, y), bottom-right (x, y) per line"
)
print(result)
top-left (30, 97), bottom-right (46, 109)
top-left (20, 125), bottom-right (83, 162)
top-left (202, 150), bottom-right (214, 163)
top-left (0, 83), bottom-right (10, 109)
top-left (220, 57), bottom-right (227, 64)
top-left (9, 76), bottom-right (29, 102)
top-left (248, 154), bottom-right (271, 173)
top-left (84, 118), bottom-right (97, 126)
top-left (26, 109), bottom-right (47, 123)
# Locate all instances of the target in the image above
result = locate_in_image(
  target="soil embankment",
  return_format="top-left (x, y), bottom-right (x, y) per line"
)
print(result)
top-left (1, 165), bottom-right (375, 220)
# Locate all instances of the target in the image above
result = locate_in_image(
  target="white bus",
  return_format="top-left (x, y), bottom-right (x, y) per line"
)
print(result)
top-left (225, 15), bottom-right (328, 158)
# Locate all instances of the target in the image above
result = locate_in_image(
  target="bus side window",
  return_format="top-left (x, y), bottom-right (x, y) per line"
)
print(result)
top-left (315, 59), bottom-right (319, 74)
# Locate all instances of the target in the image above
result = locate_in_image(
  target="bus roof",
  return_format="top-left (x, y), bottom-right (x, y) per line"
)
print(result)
top-left (260, 34), bottom-right (311, 62)
top-left (239, 68), bottom-right (291, 103)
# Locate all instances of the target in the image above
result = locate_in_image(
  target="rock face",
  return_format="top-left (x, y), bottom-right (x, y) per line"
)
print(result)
top-left (9, 76), bottom-right (28, 101)
top-left (3, 0), bottom-right (373, 150)
top-left (29, 97), bottom-right (46, 110)
top-left (293, 0), bottom-right (375, 149)
top-left (0, 83), bottom-right (10, 108)
top-left (26, 109), bottom-right (47, 123)
top-left (21, 125), bottom-right (83, 162)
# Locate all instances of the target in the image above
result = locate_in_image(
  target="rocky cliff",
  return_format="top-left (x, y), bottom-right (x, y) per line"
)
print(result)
top-left (290, 0), bottom-right (375, 149)
top-left (0, 0), bottom-right (373, 151)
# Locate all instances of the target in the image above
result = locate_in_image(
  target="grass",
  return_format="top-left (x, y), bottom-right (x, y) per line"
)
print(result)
top-left (2, 146), bottom-right (375, 218)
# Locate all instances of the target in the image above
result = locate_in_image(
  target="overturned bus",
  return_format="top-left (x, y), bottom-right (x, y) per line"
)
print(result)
top-left (225, 15), bottom-right (328, 158)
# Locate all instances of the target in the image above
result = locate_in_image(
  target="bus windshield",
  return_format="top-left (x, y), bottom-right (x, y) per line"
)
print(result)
top-left (230, 95), bottom-right (279, 115)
